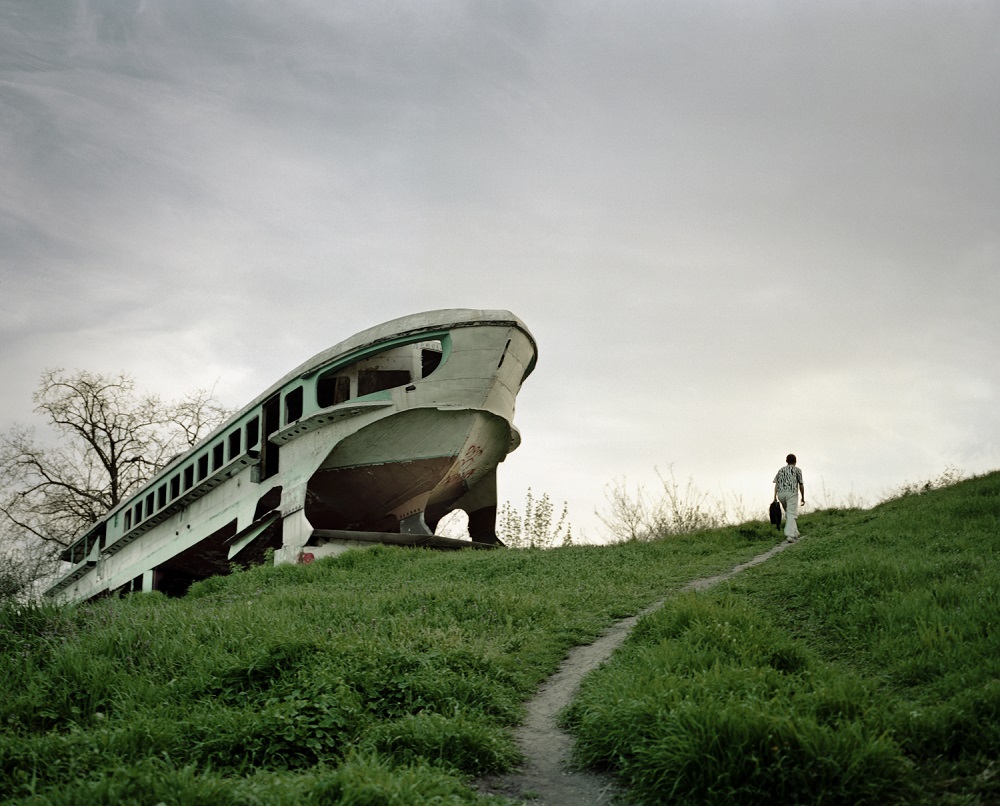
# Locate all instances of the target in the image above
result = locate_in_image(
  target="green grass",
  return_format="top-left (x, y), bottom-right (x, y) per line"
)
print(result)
top-left (564, 472), bottom-right (1000, 804)
top-left (2, 473), bottom-right (998, 804)
top-left (0, 528), bottom-right (765, 804)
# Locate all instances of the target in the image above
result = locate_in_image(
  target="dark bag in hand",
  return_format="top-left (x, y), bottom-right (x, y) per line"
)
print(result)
top-left (769, 500), bottom-right (782, 529)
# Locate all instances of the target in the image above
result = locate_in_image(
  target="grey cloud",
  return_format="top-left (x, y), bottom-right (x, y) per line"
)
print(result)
top-left (1, 0), bottom-right (998, 538)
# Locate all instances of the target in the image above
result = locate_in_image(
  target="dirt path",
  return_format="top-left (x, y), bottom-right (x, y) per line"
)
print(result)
top-left (475, 540), bottom-right (791, 805)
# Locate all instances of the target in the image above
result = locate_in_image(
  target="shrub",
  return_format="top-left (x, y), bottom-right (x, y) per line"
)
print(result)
top-left (497, 488), bottom-right (572, 548)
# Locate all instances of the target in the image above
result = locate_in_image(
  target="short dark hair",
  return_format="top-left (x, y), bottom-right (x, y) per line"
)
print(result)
top-left (786, 454), bottom-right (797, 465)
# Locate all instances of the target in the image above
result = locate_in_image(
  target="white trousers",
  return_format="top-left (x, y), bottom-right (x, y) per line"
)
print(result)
top-left (777, 489), bottom-right (800, 538)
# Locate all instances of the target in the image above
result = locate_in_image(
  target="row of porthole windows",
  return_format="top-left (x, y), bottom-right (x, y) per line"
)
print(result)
top-left (121, 415), bottom-right (262, 532)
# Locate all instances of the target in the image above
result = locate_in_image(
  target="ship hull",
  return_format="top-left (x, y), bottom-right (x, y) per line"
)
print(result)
top-left (305, 408), bottom-right (513, 537)
top-left (46, 309), bottom-right (536, 602)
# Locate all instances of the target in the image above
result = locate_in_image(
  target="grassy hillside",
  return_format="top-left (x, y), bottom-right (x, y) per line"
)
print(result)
top-left (2, 472), bottom-right (998, 804)
top-left (566, 472), bottom-right (1000, 804)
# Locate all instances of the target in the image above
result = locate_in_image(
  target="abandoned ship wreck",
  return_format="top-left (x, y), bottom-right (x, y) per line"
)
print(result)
top-left (46, 309), bottom-right (537, 604)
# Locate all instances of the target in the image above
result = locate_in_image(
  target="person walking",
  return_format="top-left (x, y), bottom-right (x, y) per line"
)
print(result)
top-left (773, 454), bottom-right (805, 542)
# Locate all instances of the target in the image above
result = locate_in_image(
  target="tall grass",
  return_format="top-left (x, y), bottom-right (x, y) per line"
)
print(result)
top-left (0, 529), bottom-right (767, 804)
top-left (3, 473), bottom-right (997, 803)
top-left (565, 472), bottom-right (1000, 804)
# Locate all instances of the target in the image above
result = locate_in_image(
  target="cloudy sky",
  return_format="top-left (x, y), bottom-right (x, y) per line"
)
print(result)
top-left (2, 1), bottom-right (998, 541)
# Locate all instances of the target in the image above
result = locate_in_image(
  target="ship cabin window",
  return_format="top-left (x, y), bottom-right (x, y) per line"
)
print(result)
top-left (316, 340), bottom-right (441, 409)
top-left (246, 417), bottom-right (260, 450)
top-left (145, 493), bottom-right (154, 519)
top-left (317, 374), bottom-right (351, 407)
top-left (65, 524), bottom-right (106, 563)
top-left (228, 429), bottom-right (241, 460)
top-left (358, 369), bottom-right (410, 397)
top-left (260, 396), bottom-right (281, 481)
top-left (124, 510), bottom-right (132, 530)
top-left (212, 443), bottom-right (225, 471)
top-left (264, 396), bottom-right (280, 438)
top-left (285, 386), bottom-right (303, 424)
top-left (422, 343), bottom-right (443, 377)
top-left (183, 466), bottom-right (194, 491)
top-left (197, 454), bottom-right (209, 482)
top-left (170, 475), bottom-right (180, 500)
top-left (157, 485), bottom-right (167, 509)
top-left (70, 540), bottom-right (82, 564)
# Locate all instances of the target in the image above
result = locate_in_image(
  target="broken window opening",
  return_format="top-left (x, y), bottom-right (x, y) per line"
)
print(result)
top-left (316, 339), bottom-right (442, 409)
top-left (422, 344), bottom-right (443, 377)
top-left (246, 416), bottom-right (260, 450)
top-left (358, 369), bottom-right (411, 397)
top-left (317, 374), bottom-right (351, 408)
top-left (260, 396), bottom-right (280, 481)
top-left (285, 386), bottom-right (303, 424)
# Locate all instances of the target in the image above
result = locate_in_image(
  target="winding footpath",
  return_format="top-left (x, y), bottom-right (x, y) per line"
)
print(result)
top-left (475, 540), bottom-right (792, 805)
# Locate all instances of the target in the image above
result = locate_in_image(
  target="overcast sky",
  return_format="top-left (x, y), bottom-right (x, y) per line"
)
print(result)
top-left (2, 1), bottom-right (998, 542)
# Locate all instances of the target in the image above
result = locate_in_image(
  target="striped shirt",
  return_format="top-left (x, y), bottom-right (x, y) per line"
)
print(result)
top-left (773, 464), bottom-right (803, 493)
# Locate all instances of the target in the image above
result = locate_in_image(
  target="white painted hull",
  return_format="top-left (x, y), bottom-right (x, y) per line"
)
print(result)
top-left (47, 310), bottom-right (536, 603)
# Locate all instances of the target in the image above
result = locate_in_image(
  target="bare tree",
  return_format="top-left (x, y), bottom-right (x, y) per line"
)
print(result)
top-left (0, 368), bottom-right (231, 550)
top-left (0, 523), bottom-right (60, 602)
top-left (170, 384), bottom-right (232, 450)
